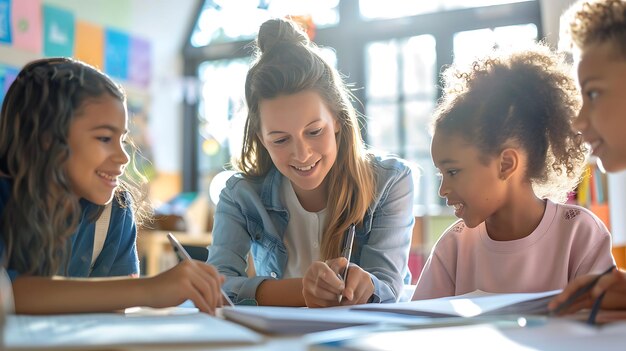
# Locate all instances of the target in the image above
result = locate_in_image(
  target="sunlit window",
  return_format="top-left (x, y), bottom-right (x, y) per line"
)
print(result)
top-left (365, 35), bottom-right (437, 212)
top-left (453, 23), bottom-right (538, 66)
top-left (197, 59), bottom-right (249, 190)
top-left (359, 0), bottom-right (534, 20)
top-left (191, 0), bottom-right (340, 47)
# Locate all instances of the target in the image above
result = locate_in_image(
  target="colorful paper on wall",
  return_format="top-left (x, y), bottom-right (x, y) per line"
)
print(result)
top-left (105, 28), bottom-right (129, 80)
top-left (0, 64), bottom-right (17, 104)
top-left (0, 65), bottom-right (6, 103)
top-left (11, 0), bottom-right (42, 53)
top-left (0, 0), bottom-right (12, 44)
top-left (129, 36), bottom-right (150, 87)
top-left (43, 5), bottom-right (74, 57)
top-left (75, 20), bottom-right (103, 69)
top-left (3, 65), bottom-right (16, 90)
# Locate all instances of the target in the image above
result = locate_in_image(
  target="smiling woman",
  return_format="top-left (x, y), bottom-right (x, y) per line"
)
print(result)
top-left (207, 18), bottom-right (415, 308)
top-left (257, 90), bottom-right (340, 212)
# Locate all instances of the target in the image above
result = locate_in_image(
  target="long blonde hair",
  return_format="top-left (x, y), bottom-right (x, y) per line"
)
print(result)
top-left (238, 18), bottom-right (376, 259)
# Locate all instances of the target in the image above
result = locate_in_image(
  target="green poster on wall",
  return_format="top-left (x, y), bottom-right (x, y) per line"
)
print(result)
top-left (43, 4), bottom-right (74, 57)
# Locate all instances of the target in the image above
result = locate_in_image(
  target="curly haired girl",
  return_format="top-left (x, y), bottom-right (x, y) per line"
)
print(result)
top-left (413, 44), bottom-right (614, 300)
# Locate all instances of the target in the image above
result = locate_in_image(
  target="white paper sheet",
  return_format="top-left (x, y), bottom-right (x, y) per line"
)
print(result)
top-left (352, 290), bottom-right (561, 317)
top-left (4, 312), bottom-right (262, 349)
top-left (310, 319), bottom-right (626, 351)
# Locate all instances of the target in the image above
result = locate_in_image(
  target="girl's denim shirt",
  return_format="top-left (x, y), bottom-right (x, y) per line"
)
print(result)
top-left (0, 178), bottom-right (139, 281)
top-left (207, 155), bottom-right (414, 305)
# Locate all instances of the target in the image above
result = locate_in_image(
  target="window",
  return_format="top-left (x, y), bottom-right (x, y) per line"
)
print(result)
top-left (190, 0), bottom-right (340, 47)
top-left (359, 0), bottom-right (534, 20)
top-left (365, 35), bottom-right (437, 212)
top-left (183, 0), bottom-right (542, 215)
top-left (196, 58), bottom-right (249, 191)
top-left (453, 23), bottom-right (538, 65)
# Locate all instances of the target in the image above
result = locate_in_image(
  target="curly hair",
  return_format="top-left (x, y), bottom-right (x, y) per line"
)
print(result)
top-left (0, 57), bottom-right (150, 276)
top-left (432, 44), bottom-right (586, 202)
top-left (562, 0), bottom-right (626, 56)
top-left (237, 18), bottom-right (376, 260)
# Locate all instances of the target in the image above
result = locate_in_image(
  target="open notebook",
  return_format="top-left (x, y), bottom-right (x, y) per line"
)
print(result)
top-left (4, 312), bottom-right (262, 349)
top-left (352, 290), bottom-right (561, 317)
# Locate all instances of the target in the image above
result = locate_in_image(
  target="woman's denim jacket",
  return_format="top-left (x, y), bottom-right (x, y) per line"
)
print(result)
top-left (207, 155), bottom-right (414, 305)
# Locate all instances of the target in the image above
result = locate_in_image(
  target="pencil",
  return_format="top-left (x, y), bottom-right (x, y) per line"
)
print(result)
top-left (551, 265), bottom-right (615, 315)
top-left (167, 232), bottom-right (235, 307)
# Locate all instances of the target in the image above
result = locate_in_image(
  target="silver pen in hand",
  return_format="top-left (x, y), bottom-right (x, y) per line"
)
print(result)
top-left (167, 232), bottom-right (235, 307)
top-left (338, 224), bottom-right (356, 303)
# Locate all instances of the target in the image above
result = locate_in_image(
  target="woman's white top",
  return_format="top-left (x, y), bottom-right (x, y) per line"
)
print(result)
top-left (280, 180), bottom-right (327, 279)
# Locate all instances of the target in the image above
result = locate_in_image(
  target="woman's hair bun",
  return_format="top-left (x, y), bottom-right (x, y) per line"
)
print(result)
top-left (257, 18), bottom-right (310, 54)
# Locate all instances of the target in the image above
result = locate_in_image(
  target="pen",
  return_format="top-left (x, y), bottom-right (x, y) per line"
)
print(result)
top-left (166, 232), bottom-right (235, 307)
top-left (338, 224), bottom-right (356, 303)
top-left (551, 265), bottom-right (615, 315)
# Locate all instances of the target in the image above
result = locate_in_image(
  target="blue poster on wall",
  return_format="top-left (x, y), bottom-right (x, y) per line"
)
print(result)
top-left (43, 5), bottom-right (75, 57)
top-left (0, 64), bottom-right (17, 104)
top-left (3, 65), bottom-right (17, 91)
top-left (0, 0), bottom-right (12, 44)
top-left (105, 29), bottom-right (129, 80)
top-left (0, 66), bottom-right (5, 103)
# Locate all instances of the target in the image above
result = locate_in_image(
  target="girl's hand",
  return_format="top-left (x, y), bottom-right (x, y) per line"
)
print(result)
top-left (302, 258), bottom-right (374, 307)
top-left (144, 260), bottom-right (224, 315)
top-left (549, 269), bottom-right (626, 314)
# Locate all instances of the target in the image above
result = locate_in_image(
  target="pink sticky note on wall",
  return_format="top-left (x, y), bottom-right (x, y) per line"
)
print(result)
top-left (11, 0), bottom-right (42, 53)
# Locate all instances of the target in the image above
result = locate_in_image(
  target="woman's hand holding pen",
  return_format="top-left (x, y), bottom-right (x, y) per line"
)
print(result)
top-left (144, 260), bottom-right (225, 315)
top-left (302, 260), bottom-right (344, 307)
top-left (549, 268), bottom-right (626, 314)
top-left (335, 260), bottom-right (374, 306)
top-left (302, 258), bottom-right (373, 307)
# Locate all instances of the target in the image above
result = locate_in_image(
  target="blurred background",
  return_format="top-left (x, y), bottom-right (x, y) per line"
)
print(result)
top-left (1, 0), bottom-right (624, 278)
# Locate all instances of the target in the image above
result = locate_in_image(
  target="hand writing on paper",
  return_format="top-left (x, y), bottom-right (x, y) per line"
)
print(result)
top-left (302, 258), bottom-right (374, 307)
top-left (145, 260), bottom-right (225, 315)
top-left (549, 269), bottom-right (626, 314)
top-left (336, 262), bottom-right (374, 306)
top-left (302, 259), bottom-right (345, 307)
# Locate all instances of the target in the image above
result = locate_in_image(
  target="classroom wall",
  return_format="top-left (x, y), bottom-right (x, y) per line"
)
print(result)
top-left (0, 0), bottom-right (197, 202)
top-left (60, 0), bottom-right (197, 175)
top-left (46, 0), bottom-right (197, 177)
